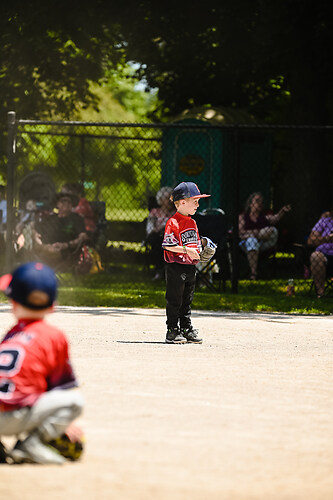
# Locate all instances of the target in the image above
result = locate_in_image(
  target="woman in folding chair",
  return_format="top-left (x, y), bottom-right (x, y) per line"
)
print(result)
top-left (239, 192), bottom-right (291, 280)
top-left (307, 208), bottom-right (333, 298)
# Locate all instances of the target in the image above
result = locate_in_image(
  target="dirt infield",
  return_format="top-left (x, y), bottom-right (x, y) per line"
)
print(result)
top-left (0, 304), bottom-right (332, 500)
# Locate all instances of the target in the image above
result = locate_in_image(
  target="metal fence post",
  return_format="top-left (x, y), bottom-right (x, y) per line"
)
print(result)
top-left (80, 135), bottom-right (86, 187)
top-left (231, 126), bottom-right (240, 293)
top-left (5, 111), bottom-right (17, 272)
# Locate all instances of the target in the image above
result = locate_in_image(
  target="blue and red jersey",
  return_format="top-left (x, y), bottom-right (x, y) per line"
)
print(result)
top-left (0, 319), bottom-right (78, 411)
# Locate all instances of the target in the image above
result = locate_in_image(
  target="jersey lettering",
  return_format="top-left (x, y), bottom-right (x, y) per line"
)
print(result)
top-left (181, 229), bottom-right (198, 245)
top-left (0, 348), bottom-right (25, 376)
top-left (163, 232), bottom-right (178, 246)
top-left (0, 379), bottom-right (15, 397)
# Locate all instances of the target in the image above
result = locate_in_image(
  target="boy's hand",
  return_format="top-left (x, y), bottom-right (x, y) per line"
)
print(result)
top-left (65, 422), bottom-right (84, 442)
top-left (186, 247), bottom-right (200, 260)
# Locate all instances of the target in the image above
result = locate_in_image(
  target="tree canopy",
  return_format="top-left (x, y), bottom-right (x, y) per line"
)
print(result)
top-left (2, 1), bottom-right (332, 123)
top-left (0, 1), bottom-right (122, 121)
top-left (116, 0), bottom-right (333, 124)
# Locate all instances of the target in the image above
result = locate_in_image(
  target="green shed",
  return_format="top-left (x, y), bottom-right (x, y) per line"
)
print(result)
top-left (161, 106), bottom-right (272, 218)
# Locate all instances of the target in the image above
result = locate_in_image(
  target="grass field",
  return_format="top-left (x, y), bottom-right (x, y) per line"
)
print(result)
top-left (51, 266), bottom-right (333, 315)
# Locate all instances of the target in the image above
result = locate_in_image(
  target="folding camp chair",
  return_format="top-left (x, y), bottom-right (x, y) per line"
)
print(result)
top-left (194, 208), bottom-right (229, 292)
top-left (293, 242), bottom-right (333, 297)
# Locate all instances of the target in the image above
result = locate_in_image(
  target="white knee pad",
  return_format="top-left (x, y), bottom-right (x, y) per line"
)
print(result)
top-left (34, 390), bottom-right (84, 441)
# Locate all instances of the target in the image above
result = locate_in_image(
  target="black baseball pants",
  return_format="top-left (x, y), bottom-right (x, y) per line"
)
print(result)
top-left (165, 262), bottom-right (196, 329)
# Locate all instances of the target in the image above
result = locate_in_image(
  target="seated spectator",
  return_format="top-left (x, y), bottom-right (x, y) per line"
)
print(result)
top-left (239, 192), bottom-right (291, 280)
top-left (0, 185), bottom-right (7, 250)
top-left (146, 186), bottom-right (175, 280)
top-left (307, 208), bottom-right (333, 298)
top-left (0, 185), bottom-right (7, 229)
top-left (60, 183), bottom-right (96, 235)
top-left (33, 192), bottom-right (88, 267)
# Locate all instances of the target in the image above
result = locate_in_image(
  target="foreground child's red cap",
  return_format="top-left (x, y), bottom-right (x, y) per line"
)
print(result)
top-left (0, 273), bottom-right (13, 292)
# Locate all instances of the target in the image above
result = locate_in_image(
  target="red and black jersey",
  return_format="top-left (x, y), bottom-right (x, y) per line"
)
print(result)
top-left (162, 212), bottom-right (202, 264)
top-left (0, 319), bottom-right (78, 411)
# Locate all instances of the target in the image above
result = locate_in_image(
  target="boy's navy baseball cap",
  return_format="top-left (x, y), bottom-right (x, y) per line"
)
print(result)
top-left (0, 262), bottom-right (58, 310)
top-left (172, 182), bottom-right (210, 202)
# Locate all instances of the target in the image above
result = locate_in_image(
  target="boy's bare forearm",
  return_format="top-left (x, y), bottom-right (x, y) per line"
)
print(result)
top-left (164, 245), bottom-right (200, 260)
top-left (164, 245), bottom-right (185, 253)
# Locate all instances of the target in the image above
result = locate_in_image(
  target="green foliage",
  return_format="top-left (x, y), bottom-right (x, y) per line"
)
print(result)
top-left (118, 1), bottom-right (333, 123)
top-left (102, 64), bottom-right (159, 120)
top-left (15, 119), bottom-right (162, 215)
top-left (0, 2), bottom-right (121, 120)
top-left (0, 2), bottom-right (112, 177)
top-left (12, 63), bottom-right (162, 208)
top-left (2, 1), bottom-right (332, 126)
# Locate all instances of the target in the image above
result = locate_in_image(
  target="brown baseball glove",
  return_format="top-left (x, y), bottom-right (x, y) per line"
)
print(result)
top-left (200, 237), bottom-right (217, 262)
top-left (47, 425), bottom-right (84, 462)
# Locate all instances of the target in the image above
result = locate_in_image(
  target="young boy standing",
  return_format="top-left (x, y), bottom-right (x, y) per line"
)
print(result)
top-left (162, 182), bottom-right (210, 344)
top-left (0, 261), bottom-right (84, 464)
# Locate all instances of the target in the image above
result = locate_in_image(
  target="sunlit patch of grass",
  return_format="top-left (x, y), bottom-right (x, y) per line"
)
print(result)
top-left (54, 267), bottom-right (333, 315)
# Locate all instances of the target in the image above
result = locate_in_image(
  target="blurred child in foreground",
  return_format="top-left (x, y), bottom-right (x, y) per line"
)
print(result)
top-left (0, 262), bottom-right (84, 464)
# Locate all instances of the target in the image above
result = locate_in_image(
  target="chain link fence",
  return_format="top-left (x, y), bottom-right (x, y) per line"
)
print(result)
top-left (3, 112), bottom-right (333, 297)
